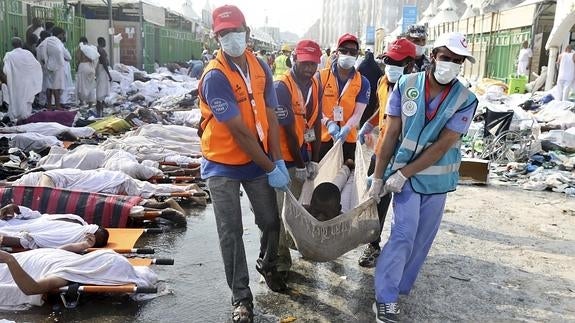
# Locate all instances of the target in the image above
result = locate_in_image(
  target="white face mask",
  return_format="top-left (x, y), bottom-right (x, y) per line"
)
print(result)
top-left (219, 32), bottom-right (246, 58)
top-left (415, 45), bottom-right (425, 57)
top-left (433, 61), bottom-right (461, 85)
top-left (338, 54), bottom-right (356, 70)
top-left (384, 65), bottom-right (405, 83)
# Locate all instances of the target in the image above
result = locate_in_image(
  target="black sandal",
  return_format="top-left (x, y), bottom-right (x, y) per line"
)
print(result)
top-left (232, 301), bottom-right (253, 323)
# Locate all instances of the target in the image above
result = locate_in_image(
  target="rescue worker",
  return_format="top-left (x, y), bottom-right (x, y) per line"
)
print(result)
top-left (273, 39), bottom-right (322, 279)
top-left (368, 32), bottom-right (478, 322)
top-left (405, 24), bottom-right (430, 72)
top-left (198, 5), bottom-right (290, 323)
top-left (317, 33), bottom-right (371, 161)
top-left (356, 38), bottom-right (416, 268)
top-left (273, 44), bottom-right (292, 80)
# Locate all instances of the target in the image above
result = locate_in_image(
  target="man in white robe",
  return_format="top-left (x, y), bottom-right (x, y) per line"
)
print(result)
top-left (2, 37), bottom-right (42, 121)
top-left (75, 37), bottom-right (99, 108)
top-left (40, 27), bottom-right (70, 110)
top-left (96, 37), bottom-right (112, 117)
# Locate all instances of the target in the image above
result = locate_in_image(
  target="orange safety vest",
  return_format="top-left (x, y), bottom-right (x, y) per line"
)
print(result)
top-left (198, 50), bottom-right (270, 165)
top-left (276, 71), bottom-right (320, 162)
top-left (318, 67), bottom-right (362, 143)
top-left (373, 75), bottom-right (392, 155)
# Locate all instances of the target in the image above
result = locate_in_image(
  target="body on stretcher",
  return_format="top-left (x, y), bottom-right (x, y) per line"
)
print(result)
top-left (56, 257), bottom-right (173, 309)
top-left (282, 140), bottom-right (383, 262)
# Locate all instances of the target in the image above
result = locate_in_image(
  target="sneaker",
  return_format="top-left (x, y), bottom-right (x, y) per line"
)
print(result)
top-left (373, 302), bottom-right (400, 323)
top-left (358, 244), bottom-right (380, 268)
top-left (255, 259), bottom-right (287, 292)
top-left (232, 301), bottom-right (253, 323)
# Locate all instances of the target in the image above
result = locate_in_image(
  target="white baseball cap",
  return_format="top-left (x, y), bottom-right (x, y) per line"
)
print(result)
top-left (433, 32), bottom-right (475, 64)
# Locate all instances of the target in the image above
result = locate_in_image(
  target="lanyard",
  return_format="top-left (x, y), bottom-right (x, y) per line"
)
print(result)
top-left (337, 78), bottom-right (352, 105)
top-left (424, 76), bottom-right (452, 121)
top-left (233, 62), bottom-right (258, 112)
top-left (291, 71), bottom-right (313, 127)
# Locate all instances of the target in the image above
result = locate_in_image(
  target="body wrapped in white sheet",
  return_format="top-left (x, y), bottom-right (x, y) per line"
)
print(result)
top-left (0, 206), bottom-right (98, 249)
top-left (282, 141), bottom-right (380, 262)
top-left (0, 248), bottom-right (157, 310)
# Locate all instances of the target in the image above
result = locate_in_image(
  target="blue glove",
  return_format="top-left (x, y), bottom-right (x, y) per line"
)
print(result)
top-left (267, 166), bottom-right (289, 189)
top-left (274, 159), bottom-right (290, 180)
top-left (336, 125), bottom-right (351, 142)
top-left (327, 121), bottom-right (340, 139)
top-left (358, 123), bottom-right (374, 145)
top-left (366, 175), bottom-right (373, 189)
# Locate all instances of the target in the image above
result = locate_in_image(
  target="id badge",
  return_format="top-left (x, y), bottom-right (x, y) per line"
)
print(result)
top-left (304, 128), bottom-right (316, 143)
top-left (333, 106), bottom-right (344, 122)
top-left (255, 122), bottom-right (265, 142)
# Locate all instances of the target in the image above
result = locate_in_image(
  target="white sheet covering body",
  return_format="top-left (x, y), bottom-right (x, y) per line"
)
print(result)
top-left (2, 122), bottom-right (95, 138)
top-left (14, 168), bottom-right (194, 198)
top-left (0, 248), bottom-right (157, 310)
top-left (37, 146), bottom-right (162, 179)
top-left (0, 206), bottom-right (98, 249)
top-left (2, 48), bottom-right (43, 121)
top-left (0, 133), bottom-right (63, 153)
top-left (282, 141), bottom-right (380, 262)
top-left (101, 124), bottom-right (201, 161)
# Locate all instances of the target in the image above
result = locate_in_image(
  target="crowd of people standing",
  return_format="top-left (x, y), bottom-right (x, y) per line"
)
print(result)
top-left (1, 18), bottom-right (112, 122)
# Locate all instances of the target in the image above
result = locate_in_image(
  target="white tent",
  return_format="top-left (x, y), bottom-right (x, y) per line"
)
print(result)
top-left (428, 0), bottom-right (460, 26)
top-left (418, 2), bottom-right (437, 25)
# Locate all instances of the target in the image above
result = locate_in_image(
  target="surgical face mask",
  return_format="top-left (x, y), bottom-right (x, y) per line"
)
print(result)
top-left (218, 31), bottom-right (247, 58)
top-left (415, 45), bottom-right (425, 57)
top-left (338, 54), bottom-right (357, 70)
top-left (433, 61), bottom-right (461, 85)
top-left (385, 65), bottom-right (405, 83)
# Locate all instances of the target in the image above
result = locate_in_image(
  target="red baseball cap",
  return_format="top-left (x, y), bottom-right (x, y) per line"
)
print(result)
top-left (384, 38), bottom-right (416, 61)
top-left (337, 33), bottom-right (359, 48)
top-left (295, 40), bottom-right (321, 64)
top-left (212, 5), bottom-right (245, 34)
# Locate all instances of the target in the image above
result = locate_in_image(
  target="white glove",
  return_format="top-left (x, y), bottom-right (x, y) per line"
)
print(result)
top-left (306, 162), bottom-right (319, 180)
top-left (295, 167), bottom-right (308, 182)
top-left (368, 178), bottom-right (384, 203)
top-left (384, 170), bottom-right (407, 193)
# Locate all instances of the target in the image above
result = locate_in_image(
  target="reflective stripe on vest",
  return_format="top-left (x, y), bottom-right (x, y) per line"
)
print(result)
top-left (388, 72), bottom-right (477, 194)
top-left (318, 67), bottom-right (362, 143)
top-left (277, 71), bottom-right (320, 162)
top-left (198, 49), bottom-right (270, 165)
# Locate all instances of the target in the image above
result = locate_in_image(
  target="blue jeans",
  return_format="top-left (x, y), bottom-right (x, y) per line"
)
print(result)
top-left (374, 183), bottom-right (447, 303)
top-left (207, 175), bottom-right (281, 305)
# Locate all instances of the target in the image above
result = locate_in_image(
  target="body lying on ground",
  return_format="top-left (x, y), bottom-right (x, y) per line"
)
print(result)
top-left (0, 248), bottom-right (157, 310)
top-left (12, 168), bottom-right (204, 199)
top-left (0, 204), bottom-right (108, 253)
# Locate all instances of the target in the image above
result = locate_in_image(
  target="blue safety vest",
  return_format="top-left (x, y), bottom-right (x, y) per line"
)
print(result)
top-left (386, 72), bottom-right (477, 194)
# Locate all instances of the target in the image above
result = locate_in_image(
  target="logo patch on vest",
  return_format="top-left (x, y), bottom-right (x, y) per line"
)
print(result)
top-left (402, 100), bottom-right (417, 117)
top-left (275, 105), bottom-right (289, 120)
top-left (406, 87), bottom-right (419, 100)
top-left (210, 98), bottom-right (229, 115)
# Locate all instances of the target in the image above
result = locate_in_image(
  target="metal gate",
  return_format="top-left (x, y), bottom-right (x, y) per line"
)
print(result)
top-left (486, 28), bottom-right (531, 81)
top-left (0, 0), bottom-right (26, 60)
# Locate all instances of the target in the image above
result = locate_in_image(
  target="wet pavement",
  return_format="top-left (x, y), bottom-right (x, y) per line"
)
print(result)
top-left (0, 195), bottom-right (379, 323)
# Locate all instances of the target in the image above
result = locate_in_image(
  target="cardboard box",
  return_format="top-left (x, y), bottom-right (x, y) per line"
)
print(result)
top-left (459, 158), bottom-right (489, 185)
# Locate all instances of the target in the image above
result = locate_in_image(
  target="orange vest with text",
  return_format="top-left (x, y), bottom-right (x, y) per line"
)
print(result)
top-left (319, 67), bottom-right (362, 143)
top-left (276, 71), bottom-right (320, 162)
top-left (198, 50), bottom-right (270, 165)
